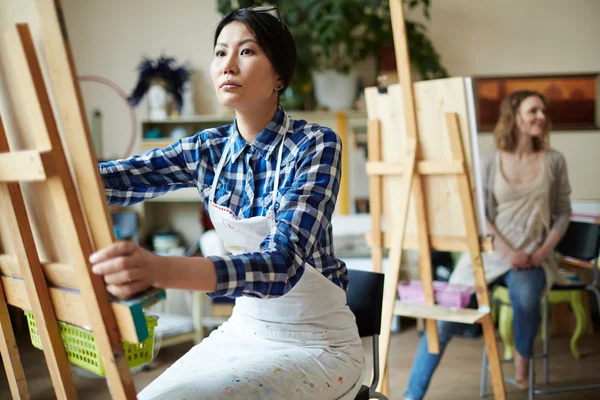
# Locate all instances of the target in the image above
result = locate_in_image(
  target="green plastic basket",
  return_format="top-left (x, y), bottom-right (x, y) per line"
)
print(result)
top-left (24, 311), bottom-right (157, 377)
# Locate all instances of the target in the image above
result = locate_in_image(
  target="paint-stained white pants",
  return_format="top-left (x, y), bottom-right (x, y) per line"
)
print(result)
top-left (138, 319), bottom-right (364, 400)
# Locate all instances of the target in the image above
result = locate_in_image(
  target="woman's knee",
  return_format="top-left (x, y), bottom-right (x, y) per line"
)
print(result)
top-left (508, 269), bottom-right (545, 313)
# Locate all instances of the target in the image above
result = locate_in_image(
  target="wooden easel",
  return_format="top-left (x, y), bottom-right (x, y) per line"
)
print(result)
top-left (0, 1), bottom-right (162, 398)
top-left (365, 1), bottom-right (506, 398)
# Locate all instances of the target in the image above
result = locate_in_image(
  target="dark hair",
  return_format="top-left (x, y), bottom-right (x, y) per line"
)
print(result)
top-left (214, 8), bottom-right (297, 96)
top-left (494, 90), bottom-right (550, 152)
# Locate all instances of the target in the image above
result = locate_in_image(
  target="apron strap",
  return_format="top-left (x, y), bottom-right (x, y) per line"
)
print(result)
top-left (209, 133), bottom-right (235, 202)
top-left (271, 115), bottom-right (290, 207)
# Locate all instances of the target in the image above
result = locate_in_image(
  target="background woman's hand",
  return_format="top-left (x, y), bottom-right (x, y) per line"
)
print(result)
top-left (89, 241), bottom-right (160, 299)
top-left (529, 248), bottom-right (548, 267)
top-left (508, 250), bottom-right (532, 269)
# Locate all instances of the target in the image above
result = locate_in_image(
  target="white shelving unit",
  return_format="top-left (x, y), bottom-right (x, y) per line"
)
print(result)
top-left (140, 114), bottom-right (232, 152)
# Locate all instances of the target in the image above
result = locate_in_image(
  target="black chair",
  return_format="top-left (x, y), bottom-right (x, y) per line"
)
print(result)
top-left (481, 220), bottom-right (600, 399)
top-left (529, 220), bottom-right (600, 398)
top-left (347, 269), bottom-right (388, 400)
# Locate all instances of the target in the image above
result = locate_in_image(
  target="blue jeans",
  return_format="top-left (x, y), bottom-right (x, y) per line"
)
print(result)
top-left (403, 268), bottom-right (546, 400)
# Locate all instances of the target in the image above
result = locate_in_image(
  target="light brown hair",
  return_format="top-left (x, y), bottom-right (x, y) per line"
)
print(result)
top-left (493, 90), bottom-right (551, 152)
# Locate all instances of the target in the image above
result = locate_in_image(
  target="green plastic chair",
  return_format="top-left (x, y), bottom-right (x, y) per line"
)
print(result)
top-left (491, 285), bottom-right (588, 360)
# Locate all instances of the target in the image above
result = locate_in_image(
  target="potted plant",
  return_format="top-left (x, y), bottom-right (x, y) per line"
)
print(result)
top-left (299, 0), bottom-right (389, 110)
top-left (217, 0), bottom-right (447, 110)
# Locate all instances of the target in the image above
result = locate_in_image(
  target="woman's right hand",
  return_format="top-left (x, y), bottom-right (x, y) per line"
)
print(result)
top-left (90, 241), bottom-right (160, 299)
top-left (508, 250), bottom-right (532, 269)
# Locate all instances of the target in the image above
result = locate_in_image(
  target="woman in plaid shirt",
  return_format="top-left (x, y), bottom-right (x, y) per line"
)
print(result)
top-left (90, 7), bottom-right (364, 400)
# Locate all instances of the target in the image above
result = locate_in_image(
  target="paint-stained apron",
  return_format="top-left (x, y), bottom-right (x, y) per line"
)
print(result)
top-left (138, 115), bottom-right (364, 400)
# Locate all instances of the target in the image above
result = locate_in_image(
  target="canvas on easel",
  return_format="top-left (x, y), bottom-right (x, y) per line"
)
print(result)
top-left (364, 1), bottom-right (506, 398)
top-left (0, 1), bottom-right (163, 398)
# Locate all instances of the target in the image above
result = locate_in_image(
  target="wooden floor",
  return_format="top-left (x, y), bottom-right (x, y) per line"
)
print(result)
top-left (1, 327), bottom-right (599, 399)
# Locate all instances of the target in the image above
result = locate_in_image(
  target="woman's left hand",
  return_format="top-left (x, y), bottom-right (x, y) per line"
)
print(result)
top-left (89, 241), bottom-right (160, 299)
top-left (530, 248), bottom-right (549, 267)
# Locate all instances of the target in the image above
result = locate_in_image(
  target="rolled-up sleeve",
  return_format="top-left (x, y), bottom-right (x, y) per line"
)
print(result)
top-left (207, 129), bottom-right (341, 298)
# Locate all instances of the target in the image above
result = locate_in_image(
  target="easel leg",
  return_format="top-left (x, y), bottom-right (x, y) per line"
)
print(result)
top-left (367, 119), bottom-right (384, 273)
top-left (376, 140), bottom-right (417, 393)
top-left (445, 113), bottom-right (506, 399)
top-left (388, 0), bottom-right (441, 357)
top-left (0, 283), bottom-right (30, 399)
top-left (382, 366), bottom-right (390, 397)
top-left (412, 175), bottom-right (440, 354)
top-left (336, 112), bottom-right (350, 215)
top-left (482, 314), bottom-right (506, 399)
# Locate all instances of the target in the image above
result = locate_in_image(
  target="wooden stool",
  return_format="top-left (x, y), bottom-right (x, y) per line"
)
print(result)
top-left (492, 285), bottom-right (588, 360)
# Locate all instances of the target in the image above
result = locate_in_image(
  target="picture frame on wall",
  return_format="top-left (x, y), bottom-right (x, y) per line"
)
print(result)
top-left (474, 73), bottom-right (599, 131)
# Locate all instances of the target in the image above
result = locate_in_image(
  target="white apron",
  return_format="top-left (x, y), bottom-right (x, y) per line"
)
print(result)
top-left (139, 116), bottom-right (364, 400)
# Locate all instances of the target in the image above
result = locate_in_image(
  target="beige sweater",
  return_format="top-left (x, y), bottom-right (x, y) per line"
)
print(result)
top-left (449, 149), bottom-right (572, 288)
top-left (481, 149), bottom-right (572, 237)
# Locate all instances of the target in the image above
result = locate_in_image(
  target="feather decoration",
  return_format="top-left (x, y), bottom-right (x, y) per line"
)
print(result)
top-left (128, 56), bottom-right (190, 111)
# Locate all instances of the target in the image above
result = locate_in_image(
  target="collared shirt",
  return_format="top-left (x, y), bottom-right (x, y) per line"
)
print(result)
top-left (100, 106), bottom-right (348, 298)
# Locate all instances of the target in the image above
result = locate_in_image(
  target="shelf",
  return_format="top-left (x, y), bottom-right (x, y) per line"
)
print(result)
top-left (285, 110), bottom-right (368, 121)
top-left (394, 300), bottom-right (488, 324)
top-left (141, 139), bottom-right (177, 151)
top-left (141, 116), bottom-right (233, 152)
top-left (140, 110), bottom-right (368, 125)
top-left (557, 254), bottom-right (599, 270)
top-left (146, 188), bottom-right (201, 203)
top-left (141, 115), bottom-right (233, 124)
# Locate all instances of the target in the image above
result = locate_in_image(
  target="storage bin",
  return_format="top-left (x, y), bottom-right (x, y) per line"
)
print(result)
top-left (398, 280), bottom-right (472, 308)
top-left (25, 311), bottom-right (157, 377)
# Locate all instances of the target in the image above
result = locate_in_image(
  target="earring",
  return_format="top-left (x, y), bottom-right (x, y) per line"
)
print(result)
top-left (275, 84), bottom-right (282, 90)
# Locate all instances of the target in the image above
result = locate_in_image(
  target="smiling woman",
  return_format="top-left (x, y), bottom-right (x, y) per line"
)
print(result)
top-left (95, 6), bottom-right (364, 400)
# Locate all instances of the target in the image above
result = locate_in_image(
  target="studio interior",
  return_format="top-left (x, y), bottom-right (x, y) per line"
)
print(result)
top-left (0, 1), bottom-right (599, 399)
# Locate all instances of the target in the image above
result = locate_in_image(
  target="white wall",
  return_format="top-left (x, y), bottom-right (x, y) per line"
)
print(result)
top-left (406, 0), bottom-right (600, 200)
top-left (0, 1), bottom-right (41, 151)
top-left (58, 0), bottom-right (599, 198)
top-left (61, 0), bottom-right (222, 160)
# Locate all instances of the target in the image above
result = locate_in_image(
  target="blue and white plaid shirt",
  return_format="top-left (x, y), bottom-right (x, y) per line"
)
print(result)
top-left (100, 106), bottom-right (348, 298)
